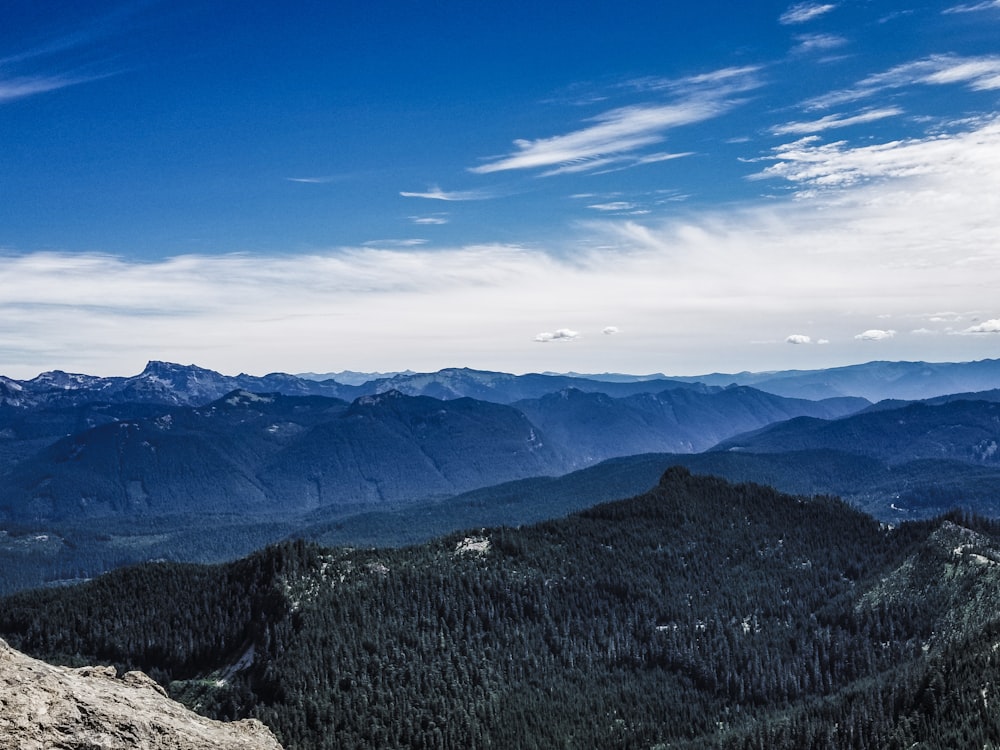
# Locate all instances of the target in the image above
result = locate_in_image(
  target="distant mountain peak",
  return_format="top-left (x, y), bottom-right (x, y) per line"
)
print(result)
top-left (139, 360), bottom-right (217, 378)
top-left (27, 370), bottom-right (103, 390)
top-left (354, 389), bottom-right (407, 407)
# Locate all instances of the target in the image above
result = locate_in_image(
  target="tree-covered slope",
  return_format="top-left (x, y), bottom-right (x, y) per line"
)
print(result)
top-left (256, 390), bottom-right (564, 510)
top-left (0, 391), bottom-right (350, 521)
top-left (2, 383), bottom-right (868, 524)
top-left (0, 390), bottom-right (565, 523)
top-left (514, 386), bottom-right (866, 466)
top-left (5, 469), bottom-right (1000, 749)
top-left (713, 399), bottom-right (1000, 466)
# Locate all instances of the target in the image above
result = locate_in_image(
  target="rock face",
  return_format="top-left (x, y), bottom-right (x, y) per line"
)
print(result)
top-left (0, 638), bottom-right (283, 750)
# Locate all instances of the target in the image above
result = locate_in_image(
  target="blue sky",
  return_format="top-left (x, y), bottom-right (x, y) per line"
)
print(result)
top-left (2, 0), bottom-right (1000, 378)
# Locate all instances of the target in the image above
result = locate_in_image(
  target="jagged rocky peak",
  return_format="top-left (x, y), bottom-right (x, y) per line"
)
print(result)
top-left (0, 638), bottom-right (283, 750)
top-left (137, 360), bottom-right (220, 383)
top-left (27, 370), bottom-right (103, 390)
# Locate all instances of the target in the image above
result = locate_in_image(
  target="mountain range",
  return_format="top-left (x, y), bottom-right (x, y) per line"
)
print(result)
top-left (3, 358), bottom-right (1000, 596)
top-left (671, 357), bottom-right (1000, 401)
top-left (0, 384), bottom-right (862, 523)
top-left (5, 357), bottom-right (1000, 409)
top-left (6, 359), bottom-right (1000, 746)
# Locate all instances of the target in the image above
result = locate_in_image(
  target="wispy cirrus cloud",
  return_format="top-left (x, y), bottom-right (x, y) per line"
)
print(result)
top-left (791, 33), bottom-right (848, 55)
top-left (807, 54), bottom-right (1000, 109)
top-left (470, 101), bottom-right (722, 175)
top-left (588, 201), bottom-right (638, 212)
top-left (0, 74), bottom-right (90, 102)
top-left (286, 176), bottom-right (339, 184)
top-left (470, 66), bottom-right (762, 176)
top-left (944, 1), bottom-right (1000, 13)
top-left (626, 65), bottom-right (764, 93)
top-left (409, 215), bottom-right (449, 225)
top-left (780, 3), bottom-right (837, 25)
top-left (540, 150), bottom-right (693, 177)
top-left (756, 114), bottom-right (1000, 190)
top-left (6, 110), bottom-right (1000, 377)
top-left (0, 6), bottom-right (134, 104)
top-left (771, 107), bottom-right (903, 135)
top-left (400, 186), bottom-right (495, 201)
top-left (361, 239), bottom-right (428, 248)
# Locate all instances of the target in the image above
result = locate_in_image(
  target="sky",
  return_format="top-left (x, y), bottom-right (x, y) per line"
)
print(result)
top-left (2, 0), bottom-right (1000, 379)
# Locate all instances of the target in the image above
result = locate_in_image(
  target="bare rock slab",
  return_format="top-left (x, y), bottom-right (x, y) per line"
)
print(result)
top-left (0, 638), bottom-right (283, 750)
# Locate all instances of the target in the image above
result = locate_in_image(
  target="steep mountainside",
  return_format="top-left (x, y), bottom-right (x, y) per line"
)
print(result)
top-left (713, 399), bottom-right (1000, 465)
top-left (1, 383), bottom-right (869, 524)
top-left (515, 386), bottom-right (866, 466)
top-left (0, 392), bottom-right (351, 521)
top-left (5, 470), bottom-right (1000, 749)
top-left (293, 448), bottom-right (1000, 549)
top-left (256, 391), bottom-right (563, 510)
top-left (0, 390), bottom-right (565, 522)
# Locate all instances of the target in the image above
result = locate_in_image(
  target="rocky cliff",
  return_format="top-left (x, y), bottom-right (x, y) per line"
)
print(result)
top-left (0, 638), bottom-right (282, 750)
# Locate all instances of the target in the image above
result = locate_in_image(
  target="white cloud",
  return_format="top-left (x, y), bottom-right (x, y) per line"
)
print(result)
top-left (786, 334), bottom-right (812, 344)
top-left (588, 202), bottom-right (637, 212)
top-left (535, 329), bottom-right (580, 343)
top-left (361, 239), bottom-right (428, 248)
top-left (626, 66), bottom-right (763, 93)
top-left (470, 67), bottom-right (760, 176)
top-left (5, 113), bottom-right (1000, 378)
top-left (603, 326), bottom-right (620, 335)
top-left (928, 312), bottom-right (966, 322)
top-left (409, 215), bottom-right (449, 225)
top-left (0, 74), bottom-right (92, 102)
top-left (0, 10), bottom-right (129, 105)
top-left (962, 319), bottom-right (1000, 333)
top-left (792, 33), bottom-right (848, 55)
top-left (471, 101), bottom-right (725, 175)
top-left (634, 151), bottom-right (693, 166)
top-left (755, 114), bottom-right (1000, 190)
top-left (944, 1), bottom-right (1000, 13)
top-left (780, 3), bottom-right (837, 24)
top-left (286, 176), bottom-right (338, 184)
top-left (807, 54), bottom-right (1000, 109)
top-left (854, 329), bottom-right (896, 341)
top-left (817, 339), bottom-right (830, 344)
top-left (400, 186), bottom-right (494, 201)
top-left (771, 107), bottom-right (902, 135)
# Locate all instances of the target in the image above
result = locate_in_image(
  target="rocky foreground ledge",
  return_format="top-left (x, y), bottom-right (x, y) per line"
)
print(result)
top-left (0, 638), bottom-right (283, 750)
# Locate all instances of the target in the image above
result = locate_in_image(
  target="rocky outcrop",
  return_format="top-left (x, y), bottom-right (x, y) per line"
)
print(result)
top-left (0, 638), bottom-right (283, 750)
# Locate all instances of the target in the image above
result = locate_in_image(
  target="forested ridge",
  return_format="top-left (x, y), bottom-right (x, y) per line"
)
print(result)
top-left (4, 468), bottom-right (1000, 748)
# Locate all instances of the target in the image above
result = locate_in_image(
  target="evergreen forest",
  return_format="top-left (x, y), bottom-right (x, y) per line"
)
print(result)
top-left (4, 468), bottom-right (1000, 749)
